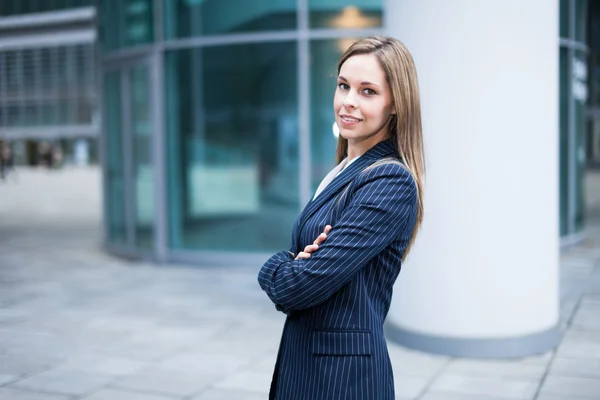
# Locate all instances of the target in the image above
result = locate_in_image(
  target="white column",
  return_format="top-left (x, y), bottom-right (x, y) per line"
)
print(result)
top-left (385, 0), bottom-right (560, 357)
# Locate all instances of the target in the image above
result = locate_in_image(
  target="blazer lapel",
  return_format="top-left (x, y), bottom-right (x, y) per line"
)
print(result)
top-left (295, 139), bottom-right (396, 242)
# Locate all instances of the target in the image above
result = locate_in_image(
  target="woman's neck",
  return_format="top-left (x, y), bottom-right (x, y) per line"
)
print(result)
top-left (347, 135), bottom-right (390, 161)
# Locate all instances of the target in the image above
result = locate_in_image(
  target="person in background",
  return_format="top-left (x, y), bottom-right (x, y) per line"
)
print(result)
top-left (0, 141), bottom-right (15, 181)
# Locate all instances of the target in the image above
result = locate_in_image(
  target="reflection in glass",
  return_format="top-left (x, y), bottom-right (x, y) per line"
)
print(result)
top-left (164, 0), bottom-right (297, 38)
top-left (309, 1), bottom-right (382, 29)
top-left (166, 42), bottom-right (299, 252)
top-left (560, 0), bottom-right (569, 38)
top-left (103, 71), bottom-right (127, 244)
top-left (129, 65), bottom-right (155, 249)
top-left (98, 0), bottom-right (154, 51)
top-left (575, 0), bottom-right (588, 42)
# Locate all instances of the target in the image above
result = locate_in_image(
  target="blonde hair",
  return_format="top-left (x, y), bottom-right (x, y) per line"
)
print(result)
top-left (335, 35), bottom-right (425, 260)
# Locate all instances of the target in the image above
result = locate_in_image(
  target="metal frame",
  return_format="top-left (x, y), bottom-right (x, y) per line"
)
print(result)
top-left (0, 7), bottom-right (95, 29)
top-left (101, 56), bottom-right (156, 259)
top-left (298, 0), bottom-right (311, 206)
top-left (100, 0), bottom-right (384, 265)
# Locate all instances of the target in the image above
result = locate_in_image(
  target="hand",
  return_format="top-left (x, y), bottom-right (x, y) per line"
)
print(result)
top-left (295, 225), bottom-right (332, 260)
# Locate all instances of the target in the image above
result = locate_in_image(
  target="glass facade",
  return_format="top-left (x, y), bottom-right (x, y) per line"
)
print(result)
top-left (99, 0), bottom-right (384, 261)
top-left (559, 0), bottom-right (588, 238)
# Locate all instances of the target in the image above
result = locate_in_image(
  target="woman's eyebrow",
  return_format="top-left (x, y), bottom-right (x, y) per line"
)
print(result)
top-left (337, 76), bottom-right (380, 88)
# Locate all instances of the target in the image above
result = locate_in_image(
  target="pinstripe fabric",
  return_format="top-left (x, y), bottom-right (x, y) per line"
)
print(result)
top-left (258, 139), bottom-right (418, 400)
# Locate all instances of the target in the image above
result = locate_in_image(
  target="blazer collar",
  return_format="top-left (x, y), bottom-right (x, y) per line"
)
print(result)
top-left (296, 139), bottom-right (397, 240)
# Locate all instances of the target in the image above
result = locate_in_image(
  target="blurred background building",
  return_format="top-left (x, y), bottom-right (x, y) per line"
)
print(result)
top-left (0, 0), bottom-right (98, 168)
top-left (0, 0), bottom-right (597, 263)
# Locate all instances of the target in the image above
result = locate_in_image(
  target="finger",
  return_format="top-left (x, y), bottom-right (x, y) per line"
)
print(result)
top-left (324, 225), bottom-right (332, 234)
top-left (295, 252), bottom-right (311, 260)
top-left (314, 232), bottom-right (327, 245)
top-left (304, 244), bottom-right (318, 253)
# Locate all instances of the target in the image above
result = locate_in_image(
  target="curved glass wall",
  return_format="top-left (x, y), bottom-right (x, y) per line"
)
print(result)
top-left (99, 1), bottom-right (384, 262)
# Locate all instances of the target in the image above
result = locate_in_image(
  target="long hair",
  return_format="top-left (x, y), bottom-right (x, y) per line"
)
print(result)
top-left (335, 35), bottom-right (425, 260)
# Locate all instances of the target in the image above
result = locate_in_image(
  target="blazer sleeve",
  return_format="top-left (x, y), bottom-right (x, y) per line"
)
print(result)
top-left (257, 163), bottom-right (418, 314)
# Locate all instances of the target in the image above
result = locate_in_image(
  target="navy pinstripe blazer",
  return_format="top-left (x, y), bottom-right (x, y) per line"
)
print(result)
top-left (258, 139), bottom-right (418, 400)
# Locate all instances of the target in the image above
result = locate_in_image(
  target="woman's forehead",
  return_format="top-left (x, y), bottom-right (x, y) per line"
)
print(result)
top-left (339, 54), bottom-right (386, 84)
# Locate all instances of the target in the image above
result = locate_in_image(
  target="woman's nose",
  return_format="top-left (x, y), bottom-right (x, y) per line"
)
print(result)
top-left (343, 91), bottom-right (357, 108)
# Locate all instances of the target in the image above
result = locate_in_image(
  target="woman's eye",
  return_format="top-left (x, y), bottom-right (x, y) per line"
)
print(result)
top-left (338, 83), bottom-right (350, 90)
top-left (363, 88), bottom-right (376, 95)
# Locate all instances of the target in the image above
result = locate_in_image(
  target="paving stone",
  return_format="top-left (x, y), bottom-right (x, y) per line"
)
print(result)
top-left (549, 358), bottom-right (600, 379)
top-left (519, 351), bottom-right (554, 366)
top-left (213, 370), bottom-right (272, 395)
top-left (539, 375), bottom-right (600, 398)
top-left (157, 352), bottom-right (253, 375)
top-left (442, 359), bottom-right (546, 380)
top-left (536, 395), bottom-right (597, 400)
top-left (81, 388), bottom-right (179, 400)
top-left (191, 388), bottom-right (266, 400)
top-left (8, 369), bottom-right (114, 396)
top-left (0, 388), bottom-right (70, 399)
top-left (0, 374), bottom-right (18, 386)
top-left (429, 373), bottom-right (538, 399)
top-left (112, 366), bottom-right (222, 396)
top-left (0, 354), bottom-right (56, 376)
top-left (392, 374), bottom-right (429, 398)
top-left (571, 307), bottom-right (600, 331)
top-left (43, 355), bottom-right (147, 378)
top-left (556, 330), bottom-right (600, 360)
top-left (388, 345), bottom-right (449, 379)
top-left (421, 392), bottom-right (527, 400)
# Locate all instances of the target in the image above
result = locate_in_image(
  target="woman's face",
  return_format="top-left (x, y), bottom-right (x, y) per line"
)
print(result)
top-left (334, 53), bottom-right (395, 149)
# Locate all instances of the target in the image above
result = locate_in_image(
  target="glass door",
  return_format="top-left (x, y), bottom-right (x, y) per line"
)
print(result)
top-left (102, 58), bottom-right (155, 253)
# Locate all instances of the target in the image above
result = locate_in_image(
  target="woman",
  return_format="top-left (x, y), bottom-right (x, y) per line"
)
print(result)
top-left (258, 35), bottom-right (425, 400)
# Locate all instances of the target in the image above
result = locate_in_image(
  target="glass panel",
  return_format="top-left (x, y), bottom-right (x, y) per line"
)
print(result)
top-left (164, 0), bottom-right (297, 39)
top-left (166, 42), bottom-right (299, 252)
top-left (0, 0), bottom-right (94, 15)
top-left (575, 0), bottom-right (588, 42)
top-left (560, 47), bottom-right (570, 236)
top-left (98, 0), bottom-right (154, 51)
top-left (103, 71), bottom-right (127, 244)
top-left (560, 0), bottom-right (570, 38)
top-left (309, 0), bottom-right (382, 29)
top-left (573, 49), bottom-right (588, 232)
top-left (310, 38), bottom-right (357, 192)
top-left (129, 64), bottom-right (155, 249)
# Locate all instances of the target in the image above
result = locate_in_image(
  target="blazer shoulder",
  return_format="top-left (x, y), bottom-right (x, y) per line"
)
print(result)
top-left (359, 157), bottom-right (415, 184)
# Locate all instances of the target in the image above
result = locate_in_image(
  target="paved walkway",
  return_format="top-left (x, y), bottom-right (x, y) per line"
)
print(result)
top-left (0, 167), bottom-right (600, 400)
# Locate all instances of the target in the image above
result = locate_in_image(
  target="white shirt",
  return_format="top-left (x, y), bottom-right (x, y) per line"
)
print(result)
top-left (312, 156), bottom-right (361, 201)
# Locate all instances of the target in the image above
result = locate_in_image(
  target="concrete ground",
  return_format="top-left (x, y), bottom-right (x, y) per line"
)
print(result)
top-left (0, 167), bottom-right (600, 400)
